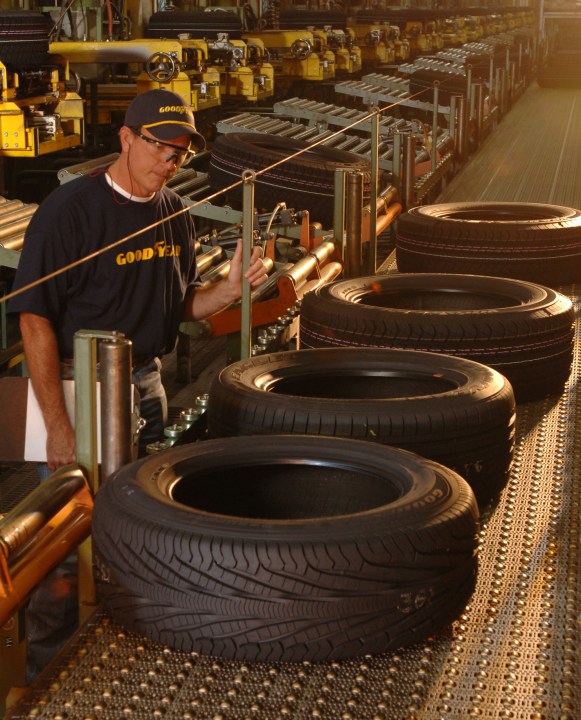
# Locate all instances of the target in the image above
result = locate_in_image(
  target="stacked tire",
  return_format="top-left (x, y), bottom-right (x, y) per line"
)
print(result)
top-left (298, 273), bottom-right (574, 403)
top-left (395, 202), bottom-right (581, 287)
top-left (208, 133), bottom-right (373, 229)
top-left (207, 348), bottom-right (515, 507)
top-left (146, 9), bottom-right (243, 39)
top-left (0, 10), bottom-right (52, 71)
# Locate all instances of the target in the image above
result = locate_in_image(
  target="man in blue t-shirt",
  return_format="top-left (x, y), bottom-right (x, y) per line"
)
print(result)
top-left (11, 88), bottom-right (268, 467)
top-left (9, 88), bottom-right (268, 679)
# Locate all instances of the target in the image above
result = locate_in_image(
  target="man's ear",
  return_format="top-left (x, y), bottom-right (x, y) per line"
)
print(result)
top-left (119, 126), bottom-right (134, 153)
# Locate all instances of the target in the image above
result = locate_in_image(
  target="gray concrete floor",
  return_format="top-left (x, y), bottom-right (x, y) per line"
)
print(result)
top-left (437, 81), bottom-right (581, 205)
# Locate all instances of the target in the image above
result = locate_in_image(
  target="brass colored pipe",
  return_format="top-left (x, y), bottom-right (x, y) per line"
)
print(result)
top-left (283, 240), bottom-right (335, 289)
top-left (0, 205), bottom-right (37, 229)
top-left (0, 505), bottom-right (92, 626)
top-left (0, 466), bottom-right (93, 626)
top-left (0, 233), bottom-right (25, 251)
top-left (196, 245), bottom-right (224, 274)
top-left (0, 200), bottom-right (23, 218)
top-left (0, 466), bottom-right (88, 559)
top-left (100, 339), bottom-right (134, 483)
top-left (345, 171), bottom-right (363, 279)
top-left (296, 260), bottom-right (343, 297)
top-left (379, 202), bottom-right (403, 230)
top-left (0, 212), bottom-right (38, 241)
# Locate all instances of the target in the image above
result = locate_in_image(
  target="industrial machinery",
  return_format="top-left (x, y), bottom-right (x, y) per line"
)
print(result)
top-left (441, 17), bottom-right (469, 47)
top-left (50, 38), bottom-right (222, 121)
top-left (195, 33), bottom-right (274, 104)
top-left (320, 26), bottom-right (362, 76)
top-left (401, 18), bottom-right (433, 56)
top-left (0, 9), bottom-right (83, 159)
top-left (243, 29), bottom-right (336, 84)
top-left (0, 53), bottom-right (83, 159)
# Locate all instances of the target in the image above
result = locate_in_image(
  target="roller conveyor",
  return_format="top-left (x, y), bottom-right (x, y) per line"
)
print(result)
top-left (273, 97), bottom-right (406, 134)
top-left (216, 102), bottom-right (450, 175)
top-left (335, 76), bottom-right (451, 113)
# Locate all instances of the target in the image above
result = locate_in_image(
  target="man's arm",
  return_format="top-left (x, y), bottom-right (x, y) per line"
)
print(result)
top-left (19, 312), bottom-right (76, 471)
top-left (183, 239), bottom-right (268, 321)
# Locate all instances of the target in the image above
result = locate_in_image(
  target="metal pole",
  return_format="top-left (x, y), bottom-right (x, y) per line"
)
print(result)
top-left (465, 64), bottom-right (473, 129)
top-left (403, 133), bottom-right (416, 210)
top-left (334, 168), bottom-right (347, 262)
top-left (73, 328), bottom-right (124, 625)
top-left (431, 81), bottom-right (439, 175)
top-left (473, 82), bottom-right (483, 148)
top-left (240, 170), bottom-right (255, 360)
top-left (99, 337), bottom-right (133, 482)
top-left (449, 94), bottom-right (458, 145)
top-left (489, 55), bottom-right (494, 107)
top-left (73, 332), bottom-right (99, 492)
top-left (393, 131), bottom-right (403, 195)
top-left (367, 108), bottom-right (380, 275)
top-left (344, 171), bottom-right (363, 279)
top-left (456, 94), bottom-right (466, 164)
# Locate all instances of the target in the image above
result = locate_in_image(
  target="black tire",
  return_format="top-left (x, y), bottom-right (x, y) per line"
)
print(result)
top-left (409, 70), bottom-right (471, 103)
top-left (146, 9), bottom-right (243, 39)
top-left (395, 201), bottom-right (581, 287)
top-left (0, 10), bottom-right (51, 71)
top-left (92, 435), bottom-right (479, 662)
top-left (278, 10), bottom-right (348, 29)
top-left (207, 348), bottom-right (515, 506)
top-left (298, 274), bottom-right (574, 402)
top-left (208, 132), bottom-right (372, 229)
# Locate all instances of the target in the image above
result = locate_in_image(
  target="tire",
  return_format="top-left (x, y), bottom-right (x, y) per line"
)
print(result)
top-left (0, 10), bottom-right (51, 71)
top-left (409, 70), bottom-right (471, 103)
top-left (207, 348), bottom-right (515, 506)
top-left (395, 201), bottom-right (581, 287)
top-left (146, 9), bottom-right (243, 39)
top-left (278, 10), bottom-right (348, 28)
top-left (298, 274), bottom-right (574, 402)
top-left (92, 435), bottom-right (479, 662)
top-left (208, 132), bottom-right (372, 229)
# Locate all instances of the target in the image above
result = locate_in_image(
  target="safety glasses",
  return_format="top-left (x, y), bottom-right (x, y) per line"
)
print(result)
top-left (130, 127), bottom-right (196, 167)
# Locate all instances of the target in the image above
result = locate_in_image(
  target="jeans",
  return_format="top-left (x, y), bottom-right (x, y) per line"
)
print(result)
top-left (133, 357), bottom-right (167, 454)
top-left (26, 358), bottom-right (167, 680)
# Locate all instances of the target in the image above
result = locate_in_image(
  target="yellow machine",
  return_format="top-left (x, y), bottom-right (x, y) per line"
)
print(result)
top-left (388, 25), bottom-right (412, 63)
top-left (0, 54), bottom-right (83, 158)
top-left (319, 27), bottom-right (362, 76)
top-left (352, 23), bottom-right (396, 67)
top-left (243, 30), bottom-right (335, 82)
top-left (50, 39), bottom-right (221, 118)
top-left (402, 20), bottom-right (432, 57)
top-left (464, 16), bottom-right (485, 42)
top-left (198, 34), bottom-right (274, 103)
top-left (425, 20), bottom-right (445, 51)
top-left (441, 19), bottom-right (465, 48)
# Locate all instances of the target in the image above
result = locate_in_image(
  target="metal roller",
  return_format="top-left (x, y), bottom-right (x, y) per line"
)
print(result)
top-left (0, 232), bottom-right (25, 251)
top-left (0, 200), bottom-right (24, 218)
top-left (196, 245), bottom-right (225, 274)
top-left (0, 463), bottom-right (93, 625)
top-left (0, 205), bottom-right (38, 240)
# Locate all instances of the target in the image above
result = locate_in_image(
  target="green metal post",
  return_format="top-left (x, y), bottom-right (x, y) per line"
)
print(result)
top-left (240, 170), bottom-right (255, 360)
top-left (367, 109), bottom-right (380, 276)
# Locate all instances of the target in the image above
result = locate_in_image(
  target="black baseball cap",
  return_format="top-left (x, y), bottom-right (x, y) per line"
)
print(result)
top-left (124, 89), bottom-right (206, 151)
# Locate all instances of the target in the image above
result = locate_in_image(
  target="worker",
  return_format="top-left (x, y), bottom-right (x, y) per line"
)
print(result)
top-left (8, 88), bottom-right (268, 677)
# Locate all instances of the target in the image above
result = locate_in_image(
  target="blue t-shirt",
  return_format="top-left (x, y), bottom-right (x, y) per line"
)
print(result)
top-left (9, 171), bottom-right (199, 358)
